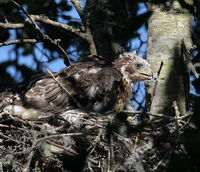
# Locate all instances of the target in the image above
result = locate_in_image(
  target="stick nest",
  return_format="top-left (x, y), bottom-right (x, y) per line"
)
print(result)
top-left (0, 109), bottom-right (191, 172)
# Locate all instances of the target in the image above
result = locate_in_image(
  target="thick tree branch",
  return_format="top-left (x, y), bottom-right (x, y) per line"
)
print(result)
top-left (69, 0), bottom-right (97, 55)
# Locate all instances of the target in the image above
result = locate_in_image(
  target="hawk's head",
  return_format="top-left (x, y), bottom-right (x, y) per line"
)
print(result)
top-left (114, 51), bottom-right (152, 84)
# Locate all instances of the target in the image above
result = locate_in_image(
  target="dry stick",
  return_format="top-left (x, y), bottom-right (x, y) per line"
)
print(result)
top-left (9, 0), bottom-right (71, 66)
top-left (113, 132), bottom-right (133, 155)
top-left (87, 130), bottom-right (103, 155)
top-left (12, 133), bottom-right (83, 156)
top-left (153, 101), bottom-right (181, 171)
top-left (133, 135), bottom-right (138, 152)
top-left (37, 133), bottom-right (83, 140)
top-left (109, 134), bottom-right (114, 172)
top-left (0, 39), bottom-right (42, 47)
top-left (0, 16), bottom-right (85, 39)
top-left (46, 68), bottom-right (89, 113)
top-left (0, 98), bottom-right (11, 112)
top-left (173, 101), bottom-right (182, 146)
top-left (0, 132), bottom-right (21, 144)
top-left (27, 15), bottom-right (86, 38)
top-left (153, 146), bottom-right (172, 171)
top-left (0, 13), bottom-right (91, 48)
top-left (10, 0), bottom-right (43, 37)
top-left (173, 101), bottom-right (180, 118)
top-left (22, 133), bottom-right (38, 172)
top-left (87, 157), bottom-right (99, 170)
top-left (0, 20), bottom-right (70, 66)
top-left (107, 148), bottom-right (111, 172)
top-left (0, 22), bottom-right (26, 28)
top-left (45, 140), bottom-right (78, 155)
top-left (120, 110), bottom-right (169, 119)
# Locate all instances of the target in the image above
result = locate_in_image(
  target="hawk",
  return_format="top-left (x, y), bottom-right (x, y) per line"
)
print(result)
top-left (0, 52), bottom-right (152, 120)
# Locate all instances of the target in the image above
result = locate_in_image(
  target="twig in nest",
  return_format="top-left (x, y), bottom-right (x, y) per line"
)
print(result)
top-left (152, 146), bottom-right (172, 171)
top-left (173, 101), bottom-right (182, 143)
top-left (107, 147), bottom-right (111, 172)
top-left (173, 101), bottom-right (180, 118)
top-left (0, 132), bottom-right (21, 144)
top-left (0, 98), bottom-right (11, 112)
top-left (113, 132), bottom-right (133, 155)
top-left (109, 134), bottom-right (114, 171)
top-left (87, 130), bottom-right (103, 155)
top-left (133, 135), bottom-right (138, 152)
top-left (22, 132), bottom-right (38, 172)
top-left (46, 140), bottom-right (78, 155)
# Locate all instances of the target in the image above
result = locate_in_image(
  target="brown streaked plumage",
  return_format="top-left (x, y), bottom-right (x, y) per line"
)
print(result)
top-left (0, 52), bottom-right (152, 119)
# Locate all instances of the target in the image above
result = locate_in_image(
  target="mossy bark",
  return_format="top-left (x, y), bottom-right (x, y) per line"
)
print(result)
top-left (146, 0), bottom-right (193, 116)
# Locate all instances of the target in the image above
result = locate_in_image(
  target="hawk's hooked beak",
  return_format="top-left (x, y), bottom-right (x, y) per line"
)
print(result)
top-left (139, 68), bottom-right (153, 80)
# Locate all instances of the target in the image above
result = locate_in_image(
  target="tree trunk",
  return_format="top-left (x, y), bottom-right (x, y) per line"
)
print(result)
top-left (146, 0), bottom-right (193, 117)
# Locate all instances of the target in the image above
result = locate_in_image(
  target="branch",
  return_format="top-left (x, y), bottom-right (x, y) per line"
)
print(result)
top-left (0, 132), bottom-right (21, 144)
top-left (0, 39), bottom-right (42, 47)
top-left (28, 14), bottom-right (97, 55)
top-left (46, 140), bottom-right (78, 155)
top-left (0, 22), bottom-right (26, 29)
top-left (69, 0), bottom-right (97, 55)
top-left (22, 132), bottom-right (38, 172)
top-left (9, 0), bottom-right (71, 66)
top-left (26, 15), bottom-right (86, 39)
top-left (3, 0), bottom-right (97, 56)
top-left (10, 0), bottom-right (43, 38)
top-left (69, 0), bottom-right (86, 26)
top-left (0, 16), bottom-right (84, 39)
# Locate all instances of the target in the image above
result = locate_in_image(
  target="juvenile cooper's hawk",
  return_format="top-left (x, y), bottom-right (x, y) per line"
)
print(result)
top-left (0, 52), bottom-right (152, 119)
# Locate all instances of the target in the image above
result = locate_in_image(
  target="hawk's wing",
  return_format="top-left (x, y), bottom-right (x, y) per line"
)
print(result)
top-left (1, 55), bottom-right (127, 114)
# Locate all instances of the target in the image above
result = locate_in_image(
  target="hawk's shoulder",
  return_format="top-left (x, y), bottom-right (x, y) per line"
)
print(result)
top-left (53, 55), bottom-right (125, 112)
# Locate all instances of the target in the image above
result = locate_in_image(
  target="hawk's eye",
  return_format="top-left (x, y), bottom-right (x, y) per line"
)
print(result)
top-left (134, 63), bottom-right (142, 70)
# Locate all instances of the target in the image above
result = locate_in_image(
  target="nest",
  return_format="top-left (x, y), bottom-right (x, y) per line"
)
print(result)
top-left (0, 107), bottom-right (191, 172)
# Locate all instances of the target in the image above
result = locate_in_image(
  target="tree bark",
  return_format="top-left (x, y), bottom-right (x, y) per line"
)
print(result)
top-left (146, 0), bottom-right (193, 116)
